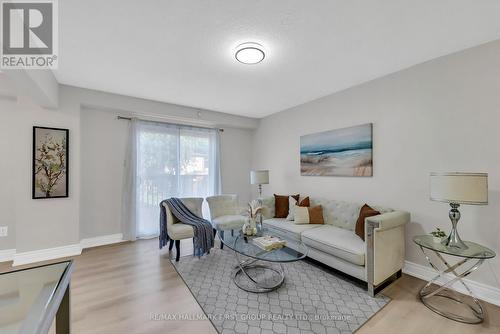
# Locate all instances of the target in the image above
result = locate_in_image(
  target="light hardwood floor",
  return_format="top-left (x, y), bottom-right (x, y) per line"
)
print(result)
top-left (1, 239), bottom-right (499, 334)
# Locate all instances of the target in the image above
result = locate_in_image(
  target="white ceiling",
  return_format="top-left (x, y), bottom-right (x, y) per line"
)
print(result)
top-left (55, 1), bottom-right (500, 118)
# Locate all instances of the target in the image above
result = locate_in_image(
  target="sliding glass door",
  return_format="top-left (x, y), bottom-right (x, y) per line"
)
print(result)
top-left (134, 121), bottom-right (220, 238)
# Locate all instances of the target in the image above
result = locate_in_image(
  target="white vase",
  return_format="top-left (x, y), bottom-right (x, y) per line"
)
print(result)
top-left (243, 218), bottom-right (255, 236)
top-left (249, 218), bottom-right (257, 235)
top-left (249, 217), bottom-right (256, 229)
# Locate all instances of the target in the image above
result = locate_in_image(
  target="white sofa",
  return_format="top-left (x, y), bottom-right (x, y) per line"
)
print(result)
top-left (259, 196), bottom-right (410, 296)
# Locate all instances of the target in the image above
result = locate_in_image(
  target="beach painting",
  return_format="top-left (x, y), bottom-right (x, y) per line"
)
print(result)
top-left (300, 123), bottom-right (373, 177)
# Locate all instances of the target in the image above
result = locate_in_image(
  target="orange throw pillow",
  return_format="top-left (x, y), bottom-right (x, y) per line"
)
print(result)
top-left (274, 194), bottom-right (299, 218)
top-left (355, 204), bottom-right (380, 241)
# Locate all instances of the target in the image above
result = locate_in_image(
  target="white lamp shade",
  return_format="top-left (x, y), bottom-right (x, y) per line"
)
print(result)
top-left (430, 172), bottom-right (488, 205)
top-left (250, 170), bottom-right (269, 185)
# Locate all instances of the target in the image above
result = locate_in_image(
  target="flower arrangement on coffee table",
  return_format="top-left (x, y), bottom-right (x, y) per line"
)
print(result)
top-left (242, 200), bottom-right (263, 236)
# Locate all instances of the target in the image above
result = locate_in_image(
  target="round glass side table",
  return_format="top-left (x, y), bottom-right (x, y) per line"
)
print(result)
top-left (413, 235), bottom-right (495, 324)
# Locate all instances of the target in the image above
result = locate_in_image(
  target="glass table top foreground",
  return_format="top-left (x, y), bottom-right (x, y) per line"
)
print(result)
top-left (413, 235), bottom-right (496, 259)
top-left (0, 261), bottom-right (71, 334)
top-left (218, 227), bottom-right (308, 263)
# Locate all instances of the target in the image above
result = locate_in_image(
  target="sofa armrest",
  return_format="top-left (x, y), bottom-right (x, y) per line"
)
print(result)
top-left (365, 210), bottom-right (410, 296)
top-left (366, 211), bottom-right (410, 231)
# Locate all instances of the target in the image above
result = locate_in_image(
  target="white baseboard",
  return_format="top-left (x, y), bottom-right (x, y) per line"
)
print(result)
top-left (0, 249), bottom-right (16, 262)
top-left (403, 260), bottom-right (500, 307)
top-left (13, 244), bottom-right (82, 266)
top-left (80, 233), bottom-right (124, 249)
top-left (8, 233), bottom-right (125, 267)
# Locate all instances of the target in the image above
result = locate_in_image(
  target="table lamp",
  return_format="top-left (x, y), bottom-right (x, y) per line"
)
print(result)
top-left (430, 172), bottom-right (488, 250)
top-left (250, 170), bottom-right (269, 197)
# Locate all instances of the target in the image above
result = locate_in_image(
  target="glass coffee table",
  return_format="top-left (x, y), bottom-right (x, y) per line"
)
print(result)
top-left (218, 227), bottom-right (308, 293)
top-left (413, 235), bottom-right (495, 324)
top-left (0, 260), bottom-right (73, 334)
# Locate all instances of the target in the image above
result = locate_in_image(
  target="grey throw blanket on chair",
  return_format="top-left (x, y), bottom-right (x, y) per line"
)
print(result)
top-left (159, 198), bottom-right (214, 257)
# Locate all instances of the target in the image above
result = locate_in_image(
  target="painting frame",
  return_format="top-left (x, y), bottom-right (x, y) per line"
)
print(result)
top-left (300, 123), bottom-right (373, 177)
top-left (32, 126), bottom-right (69, 199)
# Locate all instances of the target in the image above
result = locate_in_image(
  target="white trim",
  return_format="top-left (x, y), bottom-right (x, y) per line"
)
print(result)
top-left (7, 234), bottom-right (125, 267)
top-left (80, 233), bottom-right (124, 249)
top-left (0, 249), bottom-right (16, 263)
top-left (13, 244), bottom-right (82, 266)
top-left (403, 260), bottom-right (500, 307)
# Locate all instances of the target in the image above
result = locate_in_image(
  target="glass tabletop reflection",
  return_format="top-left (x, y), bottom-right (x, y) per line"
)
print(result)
top-left (413, 235), bottom-right (495, 259)
top-left (217, 228), bottom-right (308, 262)
top-left (0, 261), bottom-right (71, 334)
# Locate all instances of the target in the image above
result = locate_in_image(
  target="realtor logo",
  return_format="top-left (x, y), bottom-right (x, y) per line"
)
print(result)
top-left (1, 0), bottom-right (58, 69)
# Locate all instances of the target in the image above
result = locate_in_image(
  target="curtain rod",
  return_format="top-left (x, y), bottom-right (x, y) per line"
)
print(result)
top-left (116, 116), bottom-right (224, 132)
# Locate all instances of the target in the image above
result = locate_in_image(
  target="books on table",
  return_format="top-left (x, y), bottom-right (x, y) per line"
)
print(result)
top-left (253, 236), bottom-right (287, 251)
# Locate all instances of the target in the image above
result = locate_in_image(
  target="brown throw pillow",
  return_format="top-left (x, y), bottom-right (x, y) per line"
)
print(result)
top-left (274, 194), bottom-right (300, 218)
top-left (308, 205), bottom-right (324, 224)
top-left (298, 196), bottom-right (310, 207)
top-left (355, 204), bottom-right (380, 241)
top-left (294, 205), bottom-right (324, 224)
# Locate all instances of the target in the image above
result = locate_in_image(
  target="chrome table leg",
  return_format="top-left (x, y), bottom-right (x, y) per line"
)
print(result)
top-left (418, 246), bottom-right (485, 324)
top-left (231, 250), bottom-right (285, 293)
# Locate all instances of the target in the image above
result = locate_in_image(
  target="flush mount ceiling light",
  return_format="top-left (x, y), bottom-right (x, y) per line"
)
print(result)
top-left (235, 42), bottom-right (265, 64)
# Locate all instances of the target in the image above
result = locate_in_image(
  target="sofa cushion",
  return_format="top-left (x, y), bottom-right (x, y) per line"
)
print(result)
top-left (212, 215), bottom-right (247, 230)
top-left (294, 205), bottom-right (324, 225)
top-left (260, 196), bottom-right (393, 230)
top-left (301, 225), bottom-right (365, 266)
top-left (274, 194), bottom-right (300, 218)
top-left (310, 198), bottom-right (362, 230)
top-left (299, 196), bottom-right (310, 207)
top-left (286, 196), bottom-right (299, 221)
top-left (286, 196), bottom-right (312, 221)
top-left (263, 218), bottom-right (321, 241)
top-left (168, 223), bottom-right (194, 240)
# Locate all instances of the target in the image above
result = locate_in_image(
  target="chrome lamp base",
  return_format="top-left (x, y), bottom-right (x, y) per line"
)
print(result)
top-left (441, 203), bottom-right (468, 250)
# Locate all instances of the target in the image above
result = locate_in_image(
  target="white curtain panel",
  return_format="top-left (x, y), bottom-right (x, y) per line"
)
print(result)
top-left (213, 129), bottom-right (222, 195)
top-left (122, 119), bottom-right (222, 240)
top-left (121, 118), bottom-right (138, 241)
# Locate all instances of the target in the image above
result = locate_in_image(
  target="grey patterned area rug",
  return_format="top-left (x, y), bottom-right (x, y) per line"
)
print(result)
top-left (173, 248), bottom-right (389, 334)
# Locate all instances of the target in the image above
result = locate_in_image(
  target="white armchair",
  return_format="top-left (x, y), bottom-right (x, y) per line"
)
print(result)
top-left (206, 194), bottom-right (247, 249)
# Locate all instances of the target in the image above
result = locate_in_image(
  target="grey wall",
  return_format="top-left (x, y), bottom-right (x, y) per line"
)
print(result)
top-left (0, 97), bottom-right (19, 251)
top-left (76, 85), bottom-right (258, 240)
top-left (79, 107), bottom-right (128, 239)
top-left (0, 84), bottom-right (257, 252)
top-left (220, 127), bottom-right (254, 205)
top-left (253, 40), bottom-right (500, 288)
top-left (0, 94), bottom-right (81, 252)
top-left (79, 106), bottom-right (255, 239)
